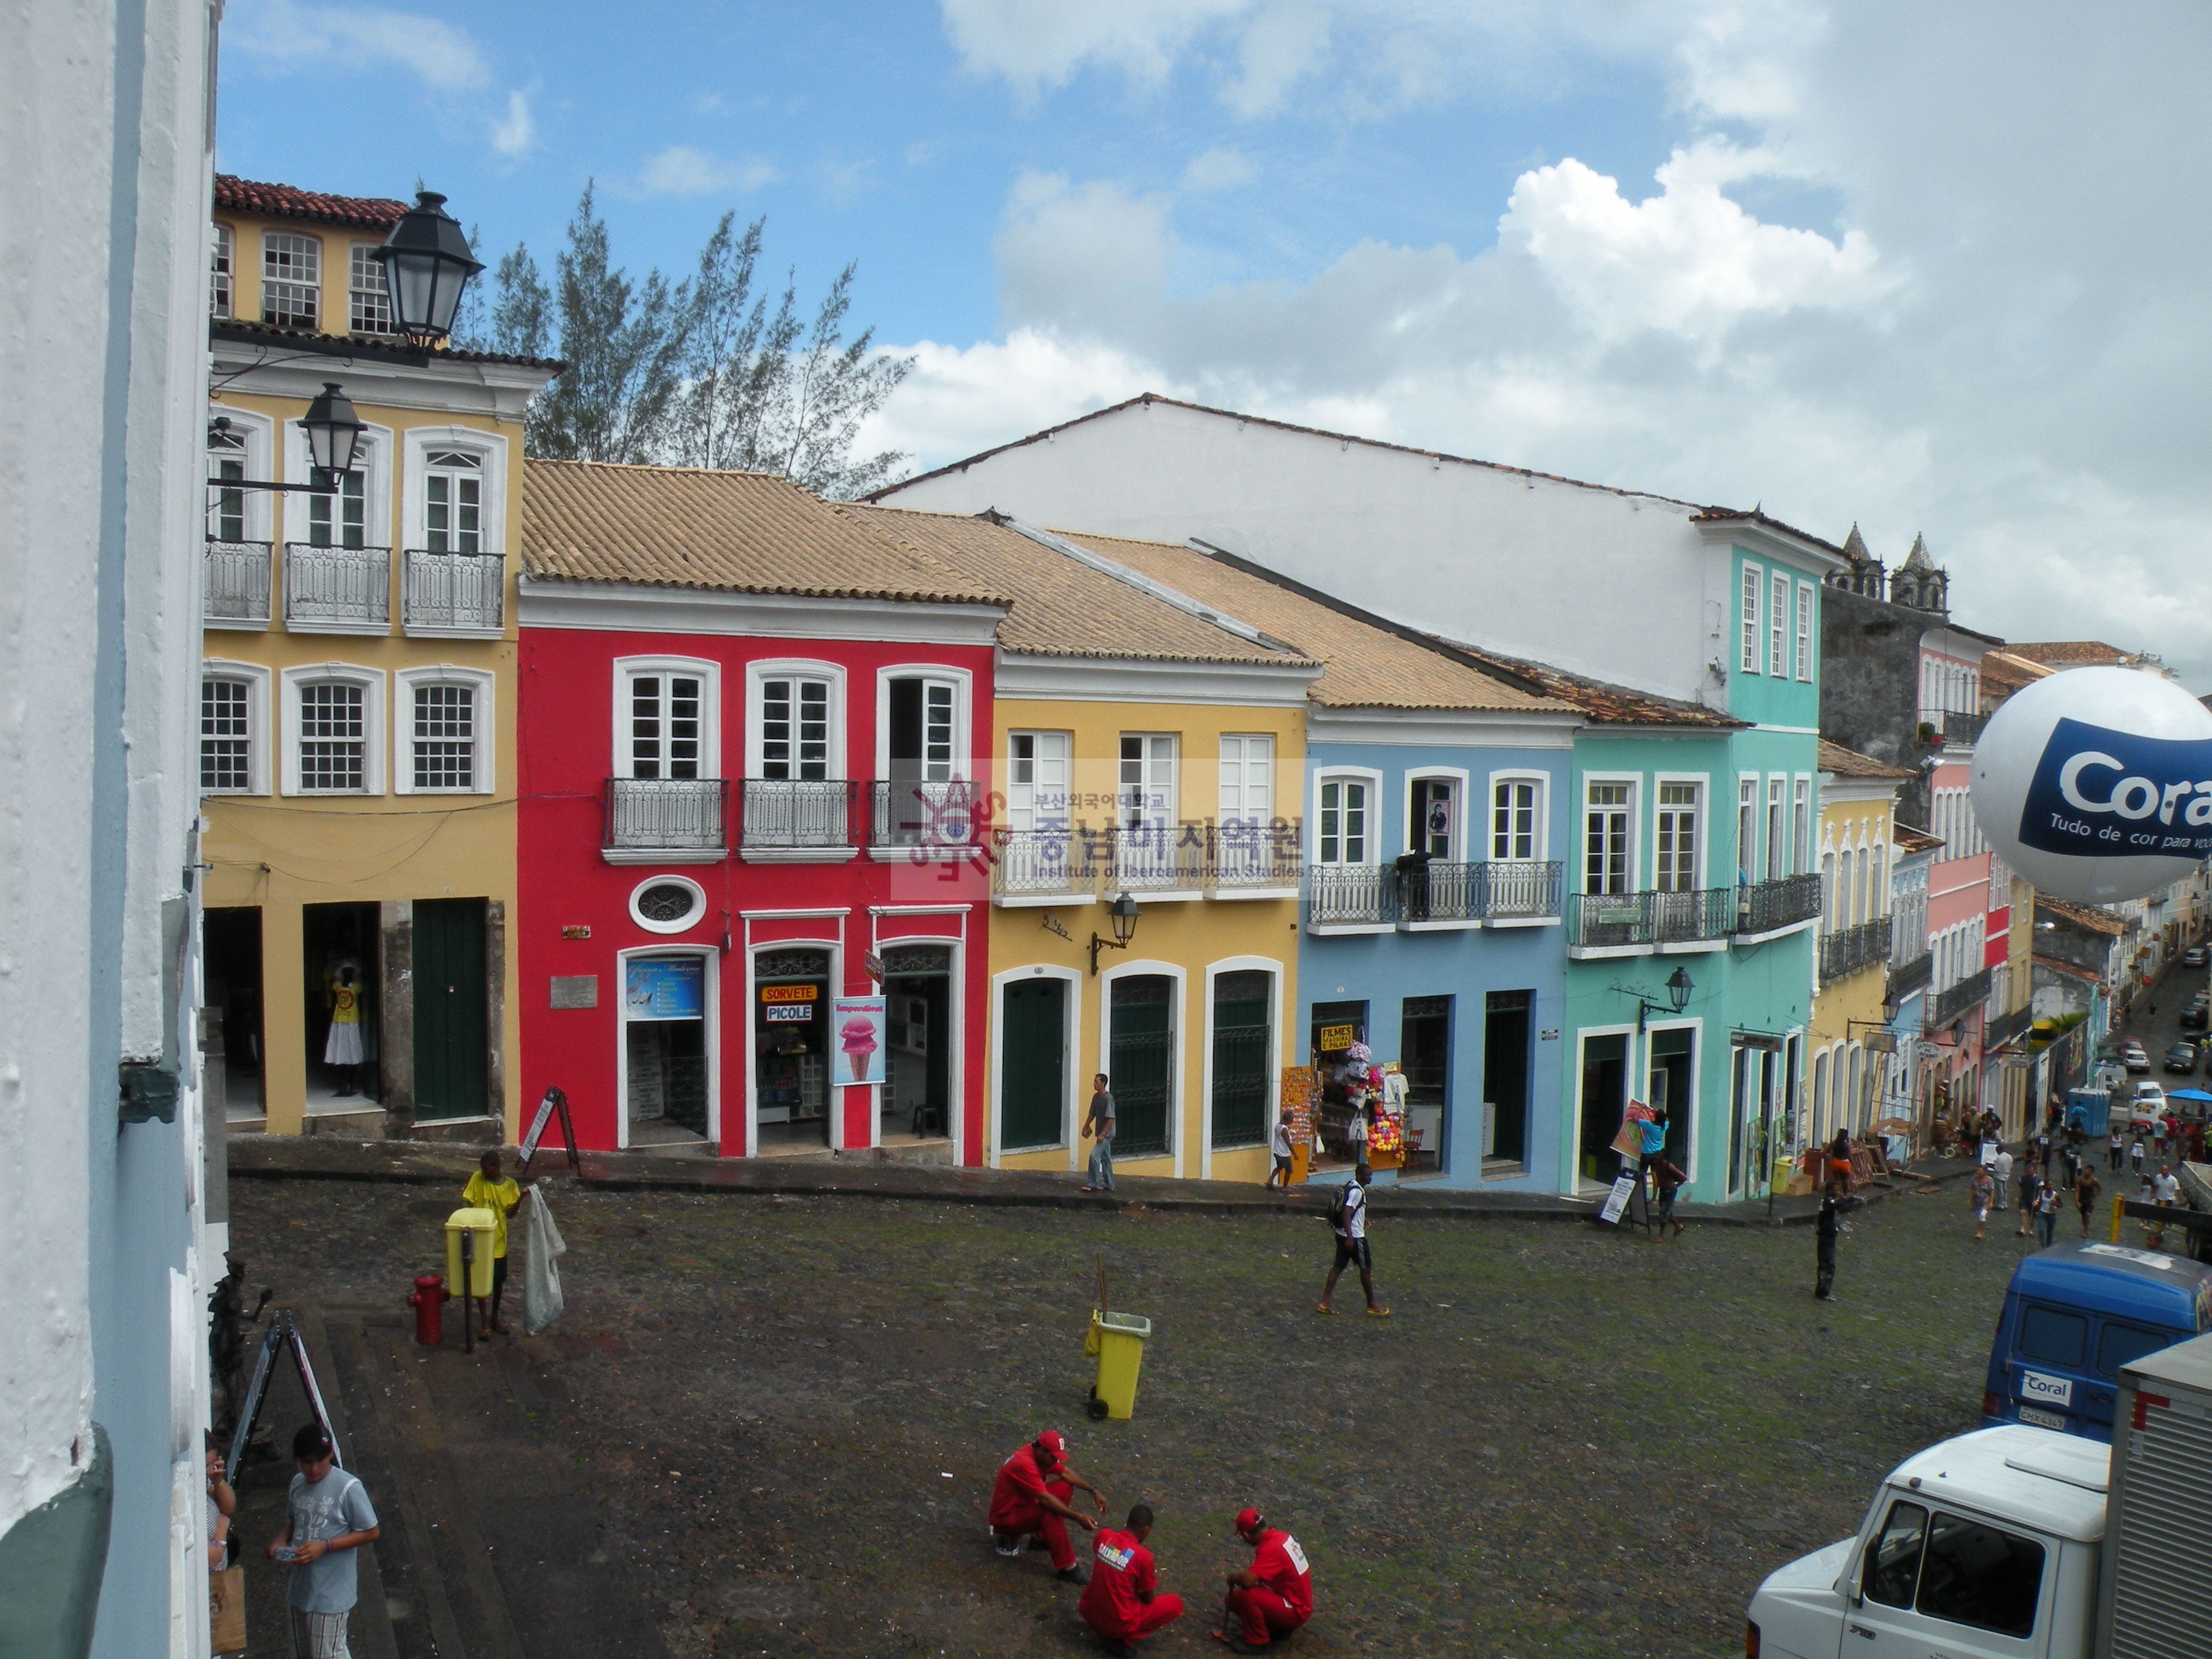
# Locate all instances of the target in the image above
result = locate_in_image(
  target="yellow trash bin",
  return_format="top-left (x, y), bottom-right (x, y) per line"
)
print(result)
top-left (1084, 1311), bottom-right (1151, 1421)
top-left (444, 1207), bottom-right (497, 1299)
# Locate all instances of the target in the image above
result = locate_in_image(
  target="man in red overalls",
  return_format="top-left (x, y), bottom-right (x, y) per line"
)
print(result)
top-left (1079, 1503), bottom-right (1184, 1652)
top-left (1215, 1507), bottom-right (1313, 1650)
top-left (988, 1429), bottom-right (1103, 1584)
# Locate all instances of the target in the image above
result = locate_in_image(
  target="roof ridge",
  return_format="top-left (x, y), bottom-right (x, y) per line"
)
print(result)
top-left (993, 517), bottom-right (1307, 660)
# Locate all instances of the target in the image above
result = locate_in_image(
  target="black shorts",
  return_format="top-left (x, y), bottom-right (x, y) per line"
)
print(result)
top-left (491, 1255), bottom-right (508, 1299)
top-left (1333, 1236), bottom-right (1372, 1272)
top-left (1273, 1154), bottom-right (1292, 1171)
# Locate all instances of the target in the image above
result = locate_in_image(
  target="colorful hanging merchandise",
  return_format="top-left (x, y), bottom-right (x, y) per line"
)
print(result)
top-left (1367, 1062), bottom-right (1406, 1165)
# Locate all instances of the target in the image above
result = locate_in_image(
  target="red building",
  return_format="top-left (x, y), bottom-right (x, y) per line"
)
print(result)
top-left (516, 460), bottom-right (1008, 1159)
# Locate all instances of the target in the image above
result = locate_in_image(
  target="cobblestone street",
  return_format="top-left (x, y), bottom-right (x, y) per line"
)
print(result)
top-left (230, 1172), bottom-right (2027, 1658)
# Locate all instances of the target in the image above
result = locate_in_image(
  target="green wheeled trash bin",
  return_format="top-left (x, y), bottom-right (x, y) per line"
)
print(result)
top-left (1083, 1310), bottom-right (1151, 1421)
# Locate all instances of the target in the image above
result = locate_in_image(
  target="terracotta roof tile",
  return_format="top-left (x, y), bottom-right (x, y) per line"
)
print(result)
top-left (1046, 532), bottom-right (1574, 714)
top-left (845, 506), bottom-right (1314, 669)
top-left (215, 175), bottom-right (407, 231)
top-left (2034, 953), bottom-right (2109, 985)
top-left (1892, 823), bottom-right (1943, 854)
top-left (1817, 738), bottom-right (1915, 780)
top-left (1423, 639), bottom-right (1744, 729)
top-left (2037, 896), bottom-right (2128, 936)
top-left (521, 460), bottom-right (1008, 607)
top-left (2005, 640), bottom-right (2138, 666)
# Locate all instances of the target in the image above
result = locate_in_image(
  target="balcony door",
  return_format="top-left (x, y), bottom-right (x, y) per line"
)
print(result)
top-left (1411, 778), bottom-right (1455, 858)
top-left (1584, 783), bottom-right (1631, 896)
top-left (1218, 736), bottom-right (1275, 880)
top-left (625, 671), bottom-right (703, 779)
top-left (1118, 734), bottom-right (1180, 885)
top-left (759, 675), bottom-right (831, 780)
top-left (885, 675), bottom-right (960, 844)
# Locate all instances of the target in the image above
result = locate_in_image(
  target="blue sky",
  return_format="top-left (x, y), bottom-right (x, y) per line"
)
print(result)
top-left (220, 2), bottom-right (2212, 686)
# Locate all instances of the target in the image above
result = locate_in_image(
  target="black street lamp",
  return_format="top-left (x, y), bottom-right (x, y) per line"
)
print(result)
top-left (299, 382), bottom-right (366, 483)
top-left (1089, 893), bottom-right (1141, 975)
top-left (370, 190), bottom-right (484, 346)
top-left (1618, 965), bottom-right (1696, 1031)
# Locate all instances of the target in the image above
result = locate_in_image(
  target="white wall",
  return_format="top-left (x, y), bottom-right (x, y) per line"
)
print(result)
top-left (882, 400), bottom-right (1720, 702)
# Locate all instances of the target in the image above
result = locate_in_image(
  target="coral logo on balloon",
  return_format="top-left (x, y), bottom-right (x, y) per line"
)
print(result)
top-left (2021, 717), bottom-right (2212, 858)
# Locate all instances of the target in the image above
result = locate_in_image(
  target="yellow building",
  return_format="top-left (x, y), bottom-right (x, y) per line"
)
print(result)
top-left (1808, 739), bottom-right (1914, 1148)
top-left (199, 176), bottom-right (559, 1138)
top-left (849, 508), bottom-right (1316, 1183)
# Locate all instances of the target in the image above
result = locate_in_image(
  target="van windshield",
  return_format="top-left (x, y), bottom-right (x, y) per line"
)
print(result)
top-left (2096, 1322), bottom-right (2174, 1377)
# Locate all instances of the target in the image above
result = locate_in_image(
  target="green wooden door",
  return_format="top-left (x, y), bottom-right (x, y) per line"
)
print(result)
top-left (998, 977), bottom-right (1065, 1150)
top-left (1210, 970), bottom-right (1271, 1148)
top-left (414, 899), bottom-right (488, 1120)
top-left (1109, 976), bottom-right (1174, 1157)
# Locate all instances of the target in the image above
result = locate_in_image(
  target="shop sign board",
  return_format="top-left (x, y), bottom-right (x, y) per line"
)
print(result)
top-left (762, 982), bottom-right (817, 1022)
top-left (833, 996), bottom-right (886, 1087)
top-left (625, 957), bottom-right (703, 1021)
top-left (1316, 1023), bottom-right (1356, 1052)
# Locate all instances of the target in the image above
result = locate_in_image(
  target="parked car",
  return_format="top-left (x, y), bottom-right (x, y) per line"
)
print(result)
top-left (2184, 944), bottom-right (2208, 967)
top-left (2183, 998), bottom-right (2210, 1033)
top-left (2165, 1041), bottom-right (2199, 1074)
top-left (2123, 1042), bottom-right (2151, 1075)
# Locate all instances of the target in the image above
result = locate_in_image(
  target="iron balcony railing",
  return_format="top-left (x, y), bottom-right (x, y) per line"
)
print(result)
top-left (870, 779), bottom-right (984, 849)
top-left (1886, 950), bottom-right (1932, 1002)
top-left (990, 828), bottom-right (1098, 902)
top-left (1738, 873), bottom-right (1823, 934)
top-left (1398, 859), bottom-right (1564, 923)
top-left (1920, 707), bottom-right (1988, 746)
top-left (1931, 966), bottom-right (1995, 1031)
top-left (204, 538), bottom-right (272, 626)
top-left (1309, 863), bottom-right (1392, 927)
top-left (1111, 824), bottom-right (1205, 892)
top-left (401, 549), bottom-right (504, 634)
top-left (1207, 822), bottom-right (1303, 893)
top-left (1568, 886), bottom-right (1736, 948)
top-left (741, 779), bottom-right (858, 850)
top-left (283, 542), bottom-right (390, 630)
top-left (1819, 918), bottom-right (1891, 983)
top-left (1986, 1002), bottom-right (2036, 1051)
top-left (605, 777), bottom-right (727, 853)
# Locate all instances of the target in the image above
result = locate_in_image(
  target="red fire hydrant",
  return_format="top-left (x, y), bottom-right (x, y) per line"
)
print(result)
top-left (407, 1273), bottom-right (449, 1346)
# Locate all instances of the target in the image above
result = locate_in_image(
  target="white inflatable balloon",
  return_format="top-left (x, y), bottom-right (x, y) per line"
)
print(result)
top-left (1970, 665), bottom-right (2212, 904)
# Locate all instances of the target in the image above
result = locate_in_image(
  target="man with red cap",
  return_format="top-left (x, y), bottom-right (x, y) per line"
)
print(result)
top-left (1215, 1507), bottom-right (1312, 1650)
top-left (989, 1429), bottom-right (1104, 1583)
top-left (1079, 1503), bottom-right (1184, 1652)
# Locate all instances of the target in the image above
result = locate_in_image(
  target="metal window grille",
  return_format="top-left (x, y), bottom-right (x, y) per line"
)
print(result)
top-left (201, 679), bottom-right (250, 791)
top-left (298, 682), bottom-right (364, 791)
top-left (424, 452), bottom-right (483, 553)
top-left (261, 232), bottom-right (320, 329)
top-left (411, 683), bottom-right (475, 790)
top-left (760, 677), bottom-right (830, 780)
top-left (210, 223), bottom-right (233, 318)
top-left (349, 244), bottom-right (393, 335)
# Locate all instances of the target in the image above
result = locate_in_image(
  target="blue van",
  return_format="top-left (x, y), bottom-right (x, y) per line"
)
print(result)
top-left (1982, 1241), bottom-right (2212, 1441)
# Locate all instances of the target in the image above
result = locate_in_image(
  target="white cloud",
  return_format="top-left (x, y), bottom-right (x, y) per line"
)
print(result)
top-left (490, 88), bottom-right (535, 159)
top-left (938, 0), bottom-right (1254, 99)
top-left (634, 146), bottom-right (779, 198)
top-left (1181, 147), bottom-right (1256, 193)
top-left (856, 330), bottom-right (1172, 471)
top-left (995, 172), bottom-right (1176, 330)
top-left (228, 0), bottom-right (488, 91)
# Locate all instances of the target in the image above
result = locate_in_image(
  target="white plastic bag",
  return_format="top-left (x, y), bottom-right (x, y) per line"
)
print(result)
top-left (522, 1179), bottom-right (567, 1335)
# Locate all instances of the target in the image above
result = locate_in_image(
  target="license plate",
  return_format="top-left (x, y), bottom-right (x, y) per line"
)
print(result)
top-left (2019, 1404), bottom-right (2067, 1432)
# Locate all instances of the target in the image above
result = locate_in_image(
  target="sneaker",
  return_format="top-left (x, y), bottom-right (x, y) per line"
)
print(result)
top-left (1054, 1566), bottom-right (1090, 1586)
top-left (994, 1537), bottom-right (1022, 1558)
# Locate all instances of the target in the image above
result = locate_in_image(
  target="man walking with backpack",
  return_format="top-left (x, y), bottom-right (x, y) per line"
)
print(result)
top-left (1316, 1167), bottom-right (1387, 1318)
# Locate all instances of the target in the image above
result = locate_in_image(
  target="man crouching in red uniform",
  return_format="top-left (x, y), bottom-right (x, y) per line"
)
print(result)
top-left (1080, 1504), bottom-right (1184, 1653)
top-left (1215, 1507), bottom-right (1313, 1651)
top-left (989, 1429), bottom-right (1103, 1583)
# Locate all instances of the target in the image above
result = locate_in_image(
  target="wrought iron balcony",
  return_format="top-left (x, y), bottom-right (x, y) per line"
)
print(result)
top-left (401, 549), bottom-right (504, 635)
top-left (870, 779), bottom-right (984, 849)
top-left (1111, 824), bottom-right (1204, 893)
top-left (991, 828), bottom-right (1098, 903)
top-left (204, 538), bottom-right (272, 628)
top-left (741, 778), bottom-right (857, 851)
top-left (283, 542), bottom-right (390, 632)
top-left (605, 777), bottom-right (726, 853)
top-left (1819, 918), bottom-right (1890, 983)
top-left (1737, 873), bottom-right (1823, 934)
top-left (1568, 886), bottom-right (1735, 948)
top-left (1986, 1002), bottom-right (2036, 1051)
top-left (1398, 859), bottom-right (1564, 923)
top-left (1930, 965), bottom-right (1994, 1031)
top-left (1207, 822), bottom-right (1302, 894)
top-left (1309, 863), bottom-right (1392, 928)
top-left (1886, 950), bottom-right (1932, 1002)
top-left (1919, 708), bottom-right (1988, 746)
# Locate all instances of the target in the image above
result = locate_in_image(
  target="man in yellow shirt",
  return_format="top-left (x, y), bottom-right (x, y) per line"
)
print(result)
top-left (460, 1151), bottom-right (525, 1335)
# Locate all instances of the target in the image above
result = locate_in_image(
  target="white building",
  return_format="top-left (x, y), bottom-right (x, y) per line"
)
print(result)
top-left (1, 2), bottom-right (218, 1654)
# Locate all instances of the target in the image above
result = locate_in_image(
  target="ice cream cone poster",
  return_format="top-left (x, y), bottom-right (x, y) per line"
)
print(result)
top-left (832, 996), bottom-right (886, 1088)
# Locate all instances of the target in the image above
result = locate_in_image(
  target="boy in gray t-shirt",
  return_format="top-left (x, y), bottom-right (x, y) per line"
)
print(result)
top-left (271, 1423), bottom-right (380, 1658)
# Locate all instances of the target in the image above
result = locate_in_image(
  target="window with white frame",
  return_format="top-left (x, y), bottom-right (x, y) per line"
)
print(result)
top-left (1820, 850), bottom-right (1837, 933)
top-left (209, 425), bottom-right (249, 541)
top-left (1769, 571), bottom-right (1789, 678)
top-left (885, 674), bottom-right (960, 783)
top-left (349, 243), bottom-right (393, 335)
top-left (1491, 777), bottom-right (1538, 861)
top-left (1794, 583), bottom-right (1814, 681)
top-left (1871, 841), bottom-right (1888, 917)
top-left (281, 666), bottom-right (383, 796)
top-left (261, 230), bottom-right (320, 329)
top-left (306, 464), bottom-right (368, 548)
top-left (759, 674), bottom-right (830, 779)
top-left (1766, 776), bottom-right (1787, 879)
top-left (1737, 777), bottom-right (1758, 880)
top-left (423, 451), bottom-right (483, 552)
top-left (1318, 776), bottom-right (1370, 865)
top-left (406, 678), bottom-right (479, 791)
top-left (1740, 565), bottom-right (1761, 672)
top-left (1119, 734), bottom-right (1177, 827)
top-left (627, 669), bottom-right (706, 779)
top-left (201, 677), bottom-right (252, 792)
top-left (1654, 781), bottom-right (1700, 892)
top-left (1007, 732), bottom-right (1071, 832)
top-left (1219, 735), bottom-right (1274, 827)
top-left (1408, 774), bottom-right (1456, 858)
top-left (210, 223), bottom-right (233, 319)
top-left (1792, 776), bottom-right (1811, 873)
top-left (1584, 780), bottom-right (1632, 894)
